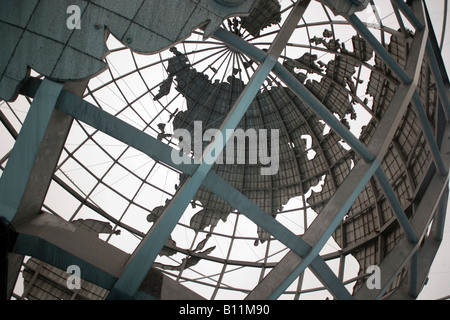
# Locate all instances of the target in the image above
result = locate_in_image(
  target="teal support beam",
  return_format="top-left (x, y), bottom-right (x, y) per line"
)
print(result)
top-left (272, 58), bottom-right (375, 162)
top-left (350, 3), bottom-right (447, 176)
top-left (13, 233), bottom-right (118, 290)
top-left (355, 152), bottom-right (450, 299)
top-left (0, 79), bottom-right (66, 299)
top-left (348, 6), bottom-right (447, 176)
top-left (391, 0), bottom-right (425, 30)
top-left (203, 173), bottom-right (311, 255)
top-left (0, 218), bottom-right (16, 300)
top-left (0, 78), bottom-right (87, 300)
top-left (0, 79), bottom-right (64, 224)
top-left (50, 84), bottom-right (197, 178)
top-left (425, 39), bottom-right (450, 120)
top-left (43, 81), bottom-right (351, 300)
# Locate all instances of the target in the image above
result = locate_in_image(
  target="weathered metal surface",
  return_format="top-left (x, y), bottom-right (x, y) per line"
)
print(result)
top-left (317, 0), bottom-right (370, 17)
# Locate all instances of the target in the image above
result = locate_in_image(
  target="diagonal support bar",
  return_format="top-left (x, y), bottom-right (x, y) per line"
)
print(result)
top-left (411, 92), bottom-right (447, 175)
top-left (213, 27), bottom-right (376, 163)
top-left (390, 0), bottom-right (425, 30)
top-left (425, 39), bottom-right (450, 120)
top-left (347, 13), bottom-right (412, 84)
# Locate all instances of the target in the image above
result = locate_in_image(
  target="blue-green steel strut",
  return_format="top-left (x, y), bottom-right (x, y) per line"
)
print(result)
top-left (0, 79), bottom-right (63, 224)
